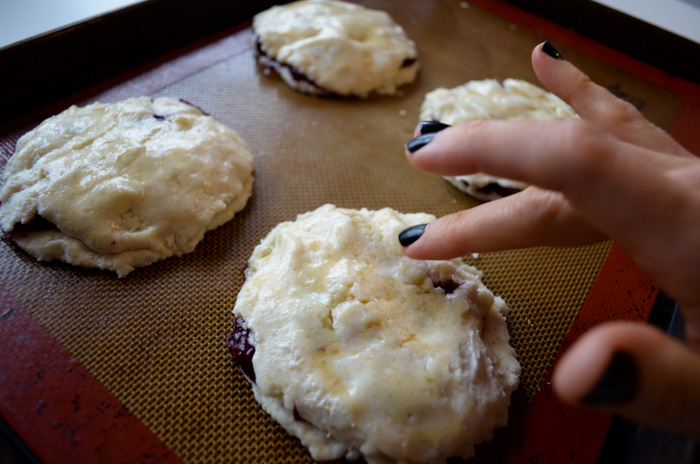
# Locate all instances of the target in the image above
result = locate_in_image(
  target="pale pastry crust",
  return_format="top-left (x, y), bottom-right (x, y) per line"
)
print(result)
top-left (420, 79), bottom-right (577, 201)
top-left (0, 97), bottom-right (254, 277)
top-left (232, 204), bottom-right (520, 463)
top-left (253, 0), bottom-right (419, 97)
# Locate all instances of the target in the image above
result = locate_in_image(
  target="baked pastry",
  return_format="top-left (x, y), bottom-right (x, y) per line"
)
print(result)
top-left (0, 97), bottom-right (254, 277)
top-left (227, 204), bottom-right (520, 463)
top-left (420, 78), bottom-right (577, 201)
top-left (252, 0), bottom-right (419, 97)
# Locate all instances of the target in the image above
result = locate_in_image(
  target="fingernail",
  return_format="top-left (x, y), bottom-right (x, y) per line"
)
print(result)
top-left (398, 224), bottom-right (427, 247)
top-left (418, 120), bottom-right (451, 134)
top-left (583, 351), bottom-right (639, 406)
top-left (542, 41), bottom-right (565, 60)
top-left (406, 133), bottom-right (437, 153)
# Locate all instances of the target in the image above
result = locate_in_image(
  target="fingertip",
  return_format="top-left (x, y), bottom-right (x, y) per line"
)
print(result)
top-left (418, 120), bottom-right (451, 135)
top-left (552, 323), bottom-right (615, 404)
top-left (405, 132), bottom-right (438, 154)
top-left (538, 41), bottom-right (566, 60)
top-left (582, 351), bottom-right (640, 406)
top-left (398, 223), bottom-right (427, 248)
top-left (553, 322), bottom-right (656, 405)
top-left (534, 40), bottom-right (565, 60)
top-left (398, 216), bottom-right (465, 261)
top-left (532, 41), bottom-right (560, 71)
top-left (531, 41), bottom-right (574, 94)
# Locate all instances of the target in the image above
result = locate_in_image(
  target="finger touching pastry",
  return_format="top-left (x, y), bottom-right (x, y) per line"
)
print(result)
top-left (227, 204), bottom-right (519, 463)
top-left (420, 79), bottom-right (578, 201)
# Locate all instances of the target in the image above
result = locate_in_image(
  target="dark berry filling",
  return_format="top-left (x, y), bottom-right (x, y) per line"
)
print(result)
top-left (226, 316), bottom-right (256, 383)
top-left (431, 278), bottom-right (460, 294)
top-left (478, 182), bottom-right (521, 197)
top-left (254, 37), bottom-right (265, 57)
top-left (7, 215), bottom-right (57, 241)
top-left (254, 37), bottom-right (327, 93)
top-left (153, 114), bottom-right (167, 121)
top-left (401, 57), bottom-right (417, 68)
top-left (178, 99), bottom-right (210, 116)
top-left (292, 406), bottom-right (307, 423)
top-left (287, 65), bottom-right (318, 88)
top-left (459, 180), bottom-right (521, 198)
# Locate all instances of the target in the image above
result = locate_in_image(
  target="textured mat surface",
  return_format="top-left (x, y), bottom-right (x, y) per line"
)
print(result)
top-left (0, 1), bottom-right (683, 462)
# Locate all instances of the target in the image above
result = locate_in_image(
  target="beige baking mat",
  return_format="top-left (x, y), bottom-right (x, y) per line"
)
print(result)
top-left (0, 1), bottom-right (680, 462)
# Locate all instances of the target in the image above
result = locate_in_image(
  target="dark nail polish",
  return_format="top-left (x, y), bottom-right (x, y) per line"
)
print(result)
top-left (419, 120), bottom-right (451, 134)
top-left (406, 133), bottom-right (437, 153)
top-left (542, 41), bottom-right (565, 60)
top-left (398, 224), bottom-right (427, 247)
top-left (583, 351), bottom-right (639, 406)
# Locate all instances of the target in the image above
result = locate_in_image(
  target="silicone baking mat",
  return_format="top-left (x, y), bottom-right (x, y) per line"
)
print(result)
top-left (1, 1), bottom-right (698, 463)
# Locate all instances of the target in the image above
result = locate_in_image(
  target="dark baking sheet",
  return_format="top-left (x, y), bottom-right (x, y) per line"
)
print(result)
top-left (0, 0), bottom-right (284, 126)
top-left (2, 0), bottom-right (699, 127)
top-left (504, 0), bottom-right (700, 84)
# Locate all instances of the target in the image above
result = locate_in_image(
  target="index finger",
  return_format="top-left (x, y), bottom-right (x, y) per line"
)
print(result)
top-left (404, 118), bottom-right (694, 272)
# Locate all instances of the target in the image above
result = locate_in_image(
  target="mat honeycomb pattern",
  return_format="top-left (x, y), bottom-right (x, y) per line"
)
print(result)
top-left (0, 1), bottom-right (680, 462)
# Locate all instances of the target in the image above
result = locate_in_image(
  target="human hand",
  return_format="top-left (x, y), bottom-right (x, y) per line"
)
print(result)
top-left (400, 41), bottom-right (700, 439)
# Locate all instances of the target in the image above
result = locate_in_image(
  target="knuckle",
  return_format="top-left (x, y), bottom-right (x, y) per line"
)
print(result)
top-left (566, 73), bottom-right (595, 105)
top-left (572, 78), bottom-right (647, 129)
top-left (512, 188), bottom-right (569, 239)
top-left (521, 189), bottom-right (564, 226)
top-left (560, 120), bottom-right (612, 181)
top-left (604, 94), bottom-right (645, 126)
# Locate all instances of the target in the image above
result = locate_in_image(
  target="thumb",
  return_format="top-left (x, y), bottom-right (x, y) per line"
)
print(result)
top-left (553, 321), bottom-right (700, 440)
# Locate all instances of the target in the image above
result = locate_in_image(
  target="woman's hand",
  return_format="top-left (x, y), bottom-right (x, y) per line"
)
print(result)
top-left (400, 42), bottom-right (700, 439)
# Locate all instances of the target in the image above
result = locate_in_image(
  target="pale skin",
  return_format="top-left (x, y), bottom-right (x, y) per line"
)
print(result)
top-left (402, 42), bottom-right (700, 440)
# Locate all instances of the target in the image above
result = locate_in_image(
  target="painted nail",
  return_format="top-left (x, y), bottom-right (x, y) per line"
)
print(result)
top-left (583, 351), bottom-right (639, 406)
top-left (406, 133), bottom-right (437, 153)
top-left (542, 41), bottom-right (565, 60)
top-left (419, 120), bottom-right (451, 134)
top-left (398, 224), bottom-right (427, 247)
